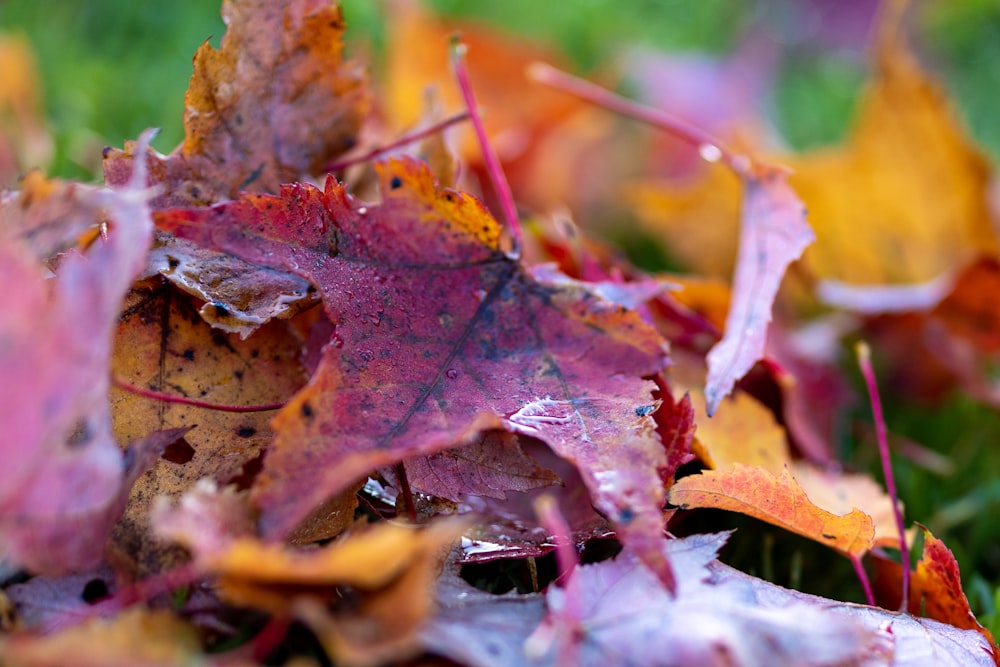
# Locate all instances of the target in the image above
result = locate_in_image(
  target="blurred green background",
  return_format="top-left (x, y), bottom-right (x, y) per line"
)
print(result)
top-left (3, 0), bottom-right (999, 179)
top-left (4, 0), bottom-right (1000, 627)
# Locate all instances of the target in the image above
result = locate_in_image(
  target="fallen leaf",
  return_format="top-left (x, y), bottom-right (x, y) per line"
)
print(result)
top-left (156, 156), bottom-right (675, 587)
top-left (703, 162), bottom-right (814, 415)
top-left (3, 566), bottom-right (116, 632)
top-left (103, 0), bottom-right (368, 206)
top-left (155, 480), bottom-right (463, 667)
top-left (786, 0), bottom-right (997, 287)
top-left (0, 34), bottom-right (51, 187)
top-left (0, 140), bottom-right (156, 575)
top-left (931, 258), bottom-right (1000, 355)
top-left (0, 607), bottom-right (205, 667)
top-left (427, 532), bottom-right (992, 667)
top-left (669, 464), bottom-right (875, 559)
top-left (908, 527), bottom-right (997, 653)
top-left (109, 281), bottom-right (306, 575)
top-left (688, 389), bottom-right (790, 474)
top-left (401, 431), bottom-right (559, 502)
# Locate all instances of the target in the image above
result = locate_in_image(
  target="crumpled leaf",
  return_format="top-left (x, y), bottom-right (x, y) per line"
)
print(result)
top-left (703, 162), bottom-right (814, 415)
top-left (101, 0), bottom-right (367, 338)
top-left (669, 464), bottom-right (875, 559)
top-left (0, 137), bottom-right (157, 575)
top-left (156, 156), bottom-right (675, 586)
top-left (154, 480), bottom-right (463, 667)
top-left (104, 0), bottom-right (368, 206)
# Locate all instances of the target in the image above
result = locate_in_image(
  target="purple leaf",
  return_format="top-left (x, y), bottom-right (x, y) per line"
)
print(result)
top-left (705, 164), bottom-right (814, 415)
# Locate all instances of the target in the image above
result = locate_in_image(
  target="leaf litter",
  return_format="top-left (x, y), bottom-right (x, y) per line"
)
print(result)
top-left (1, 0), bottom-right (999, 665)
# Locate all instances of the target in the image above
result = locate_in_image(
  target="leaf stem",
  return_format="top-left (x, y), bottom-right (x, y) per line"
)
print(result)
top-left (850, 555), bottom-right (876, 607)
top-left (113, 375), bottom-right (285, 413)
top-left (856, 342), bottom-right (910, 610)
top-left (323, 111), bottom-right (470, 173)
top-left (395, 462), bottom-right (418, 523)
top-left (450, 36), bottom-right (522, 257)
top-left (527, 61), bottom-right (746, 174)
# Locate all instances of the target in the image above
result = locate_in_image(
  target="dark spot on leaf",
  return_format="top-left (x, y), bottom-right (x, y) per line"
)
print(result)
top-left (182, 348), bottom-right (195, 361)
top-left (161, 437), bottom-right (196, 464)
top-left (618, 507), bottom-right (635, 523)
top-left (167, 257), bottom-right (180, 269)
top-left (81, 578), bottom-right (109, 603)
top-left (212, 303), bottom-right (230, 317)
top-left (190, 185), bottom-right (201, 199)
top-left (443, 192), bottom-right (455, 202)
top-left (66, 419), bottom-right (92, 448)
top-left (301, 402), bottom-right (314, 419)
top-left (101, 146), bottom-right (112, 159)
top-left (250, 349), bottom-right (260, 358)
top-left (236, 426), bottom-right (256, 438)
top-left (822, 533), bottom-right (836, 540)
top-left (389, 175), bottom-right (403, 190)
top-left (234, 369), bottom-right (244, 380)
top-left (226, 452), bottom-right (264, 491)
top-left (634, 404), bottom-right (656, 417)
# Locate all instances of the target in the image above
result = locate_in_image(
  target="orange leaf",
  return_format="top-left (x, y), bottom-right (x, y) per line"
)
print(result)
top-left (669, 464), bottom-right (875, 559)
top-left (911, 528), bottom-right (997, 650)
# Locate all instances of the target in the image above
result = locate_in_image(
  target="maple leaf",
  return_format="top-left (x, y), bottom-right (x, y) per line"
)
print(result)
top-left (156, 156), bottom-right (675, 586)
top-left (101, 0), bottom-right (367, 338)
top-left (669, 464), bottom-right (875, 559)
top-left (104, 0), bottom-right (368, 206)
top-left (0, 135), bottom-right (169, 575)
top-left (109, 282), bottom-right (307, 575)
top-left (703, 162), bottom-right (814, 415)
top-left (426, 532), bottom-right (997, 667)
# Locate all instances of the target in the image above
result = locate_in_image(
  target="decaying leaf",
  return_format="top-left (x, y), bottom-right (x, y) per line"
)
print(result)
top-left (109, 283), bottom-right (306, 575)
top-left (669, 464), bottom-right (875, 559)
top-left (154, 480), bottom-right (463, 667)
top-left (157, 157), bottom-right (675, 586)
top-left (103, 0), bottom-right (369, 206)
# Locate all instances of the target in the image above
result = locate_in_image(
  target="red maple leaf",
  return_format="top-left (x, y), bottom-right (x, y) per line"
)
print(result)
top-left (157, 157), bottom-right (676, 586)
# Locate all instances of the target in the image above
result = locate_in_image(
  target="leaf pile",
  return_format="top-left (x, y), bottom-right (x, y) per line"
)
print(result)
top-left (2, 1), bottom-right (999, 665)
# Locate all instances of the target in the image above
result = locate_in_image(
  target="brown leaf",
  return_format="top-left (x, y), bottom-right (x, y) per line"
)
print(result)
top-left (110, 282), bottom-right (306, 575)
